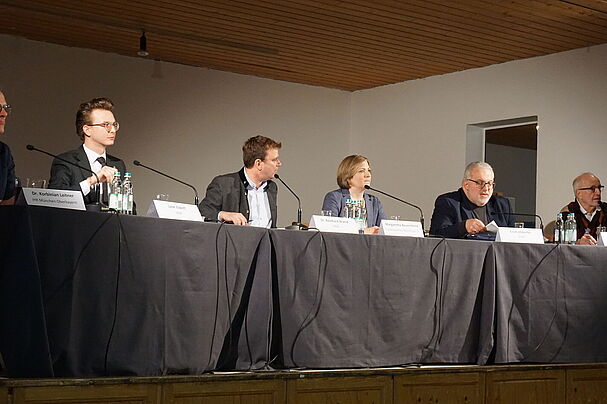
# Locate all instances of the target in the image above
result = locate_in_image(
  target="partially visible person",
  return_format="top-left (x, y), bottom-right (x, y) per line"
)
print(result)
top-left (0, 90), bottom-right (15, 205)
top-left (561, 172), bottom-right (606, 245)
top-left (198, 135), bottom-right (281, 227)
top-left (48, 97), bottom-right (127, 205)
top-left (430, 161), bottom-right (514, 239)
top-left (321, 154), bottom-right (386, 234)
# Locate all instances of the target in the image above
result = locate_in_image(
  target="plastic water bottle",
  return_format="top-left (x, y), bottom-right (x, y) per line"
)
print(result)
top-left (344, 199), bottom-right (353, 218)
top-left (109, 172), bottom-right (122, 211)
top-left (122, 172), bottom-right (134, 215)
top-left (553, 213), bottom-right (564, 244)
top-left (354, 200), bottom-right (366, 233)
top-left (565, 213), bottom-right (577, 244)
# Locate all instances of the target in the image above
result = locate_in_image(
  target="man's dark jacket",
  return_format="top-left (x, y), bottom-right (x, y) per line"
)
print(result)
top-left (430, 187), bottom-right (514, 238)
top-left (198, 168), bottom-right (278, 227)
top-left (49, 145), bottom-right (127, 205)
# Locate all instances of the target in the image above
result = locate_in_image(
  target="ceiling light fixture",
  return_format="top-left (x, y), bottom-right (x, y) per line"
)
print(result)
top-left (137, 31), bottom-right (149, 57)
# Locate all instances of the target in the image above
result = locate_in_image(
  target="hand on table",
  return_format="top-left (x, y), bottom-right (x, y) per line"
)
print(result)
top-left (219, 211), bottom-right (249, 225)
top-left (465, 218), bottom-right (487, 235)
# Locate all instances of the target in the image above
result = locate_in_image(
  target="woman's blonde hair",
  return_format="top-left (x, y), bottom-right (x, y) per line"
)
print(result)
top-left (337, 154), bottom-right (369, 189)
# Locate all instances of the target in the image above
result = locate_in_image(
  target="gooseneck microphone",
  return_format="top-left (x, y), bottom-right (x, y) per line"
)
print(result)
top-left (133, 160), bottom-right (199, 205)
top-left (364, 185), bottom-right (425, 231)
top-left (274, 174), bottom-right (304, 230)
top-left (501, 211), bottom-right (544, 231)
top-left (26, 144), bottom-right (105, 207)
top-left (26, 144), bottom-right (101, 185)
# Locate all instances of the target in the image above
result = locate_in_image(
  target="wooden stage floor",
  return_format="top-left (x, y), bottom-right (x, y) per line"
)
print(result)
top-left (2, 363), bottom-right (607, 403)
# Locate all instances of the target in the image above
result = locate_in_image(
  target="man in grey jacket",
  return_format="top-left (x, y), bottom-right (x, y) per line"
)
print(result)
top-left (198, 135), bottom-right (281, 227)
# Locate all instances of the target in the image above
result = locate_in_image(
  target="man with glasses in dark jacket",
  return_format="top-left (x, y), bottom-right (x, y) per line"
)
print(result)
top-left (430, 161), bottom-right (514, 239)
top-left (560, 172), bottom-right (606, 245)
top-left (0, 90), bottom-right (15, 205)
top-left (49, 97), bottom-right (127, 206)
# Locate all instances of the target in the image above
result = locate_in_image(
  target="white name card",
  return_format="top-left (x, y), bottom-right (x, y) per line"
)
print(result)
top-left (379, 219), bottom-right (424, 238)
top-left (309, 215), bottom-right (359, 234)
top-left (22, 188), bottom-right (86, 211)
top-left (598, 232), bottom-right (606, 246)
top-left (495, 227), bottom-right (544, 244)
top-left (146, 200), bottom-right (203, 222)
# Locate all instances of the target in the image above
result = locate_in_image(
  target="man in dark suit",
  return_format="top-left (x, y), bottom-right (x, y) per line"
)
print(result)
top-left (0, 90), bottom-right (16, 205)
top-left (430, 161), bottom-right (514, 239)
top-left (198, 135), bottom-right (281, 227)
top-left (49, 97), bottom-right (126, 205)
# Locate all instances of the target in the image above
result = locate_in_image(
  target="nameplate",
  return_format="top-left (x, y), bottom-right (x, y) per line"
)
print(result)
top-left (146, 200), bottom-right (203, 222)
top-left (598, 232), bottom-right (607, 246)
top-left (379, 220), bottom-right (424, 238)
top-left (309, 215), bottom-right (359, 234)
top-left (495, 227), bottom-right (544, 244)
top-left (22, 188), bottom-right (86, 211)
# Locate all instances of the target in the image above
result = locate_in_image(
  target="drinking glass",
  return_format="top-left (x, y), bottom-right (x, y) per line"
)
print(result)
top-left (29, 179), bottom-right (47, 189)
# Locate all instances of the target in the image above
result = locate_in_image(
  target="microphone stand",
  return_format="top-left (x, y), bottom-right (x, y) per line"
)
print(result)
top-left (364, 185), bottom-right (425, 232)
top-left (501, 211), bottom-right (544, 231)
top-left (274, 174), bottom-right (305, 230)
top-left (133, 160), bottom-right (199, 205)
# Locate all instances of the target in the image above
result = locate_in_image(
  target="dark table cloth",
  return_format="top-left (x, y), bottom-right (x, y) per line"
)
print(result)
top-left (3, 205), bottom-right (607, 378)
top-left (0, 206), bottom-right (272, 377)
top-left (489, 242), bottom-right (607, 363)
top-left (270, 230), bottom-right (494, 368)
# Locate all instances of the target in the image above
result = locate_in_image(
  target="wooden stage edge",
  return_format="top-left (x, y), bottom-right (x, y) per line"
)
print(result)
top-left (2, 363), bottom-right (607, 403)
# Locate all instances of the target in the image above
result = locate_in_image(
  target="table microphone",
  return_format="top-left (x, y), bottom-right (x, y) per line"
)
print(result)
top-left (500, 211), bottom-right (544, 231)
top-left (132, 160), bottom-right (199, 205)
top-left (364, 185), bottom-right (425, 231)
top-left (274, 174), bottom-right (305, 230)
top-left (26, 144), bottom-right (104, 208)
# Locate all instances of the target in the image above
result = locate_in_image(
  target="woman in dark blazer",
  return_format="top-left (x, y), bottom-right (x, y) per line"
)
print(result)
top-left (321, 154), bottom-right (387, 234)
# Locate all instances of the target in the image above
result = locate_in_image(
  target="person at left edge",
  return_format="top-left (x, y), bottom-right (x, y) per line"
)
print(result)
top-left (0, 89), bottom-right (16, 205)
top-left (49, 97), bottom-right (127, 206)
top-left (198, 135), bottom-right (281, 227)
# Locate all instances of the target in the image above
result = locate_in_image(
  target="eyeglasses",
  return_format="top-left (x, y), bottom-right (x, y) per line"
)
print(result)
top-left (0, 104), bottom-right (11, 114)
top-left (466, 179), bottom-right (495, 189)
top-left (88, 121), bottom-right (120, 132)
top-left (578, 185), bottom-right (604, 192)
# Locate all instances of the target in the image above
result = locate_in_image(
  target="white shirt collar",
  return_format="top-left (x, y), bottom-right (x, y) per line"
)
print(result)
top-left (82, 144), bottom-right (106, 166)
top-left (243, 168), bottom-right (267, 191)
top-left (578, 200), bottom-right (601, 220)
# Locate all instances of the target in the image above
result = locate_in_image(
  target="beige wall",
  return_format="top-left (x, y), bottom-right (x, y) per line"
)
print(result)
top-left (351, 43), bottom-right (607, 224)
top-left (2, 33), bottom-right (606, 225)
top-left (0, 34), bottom-right (350, 225)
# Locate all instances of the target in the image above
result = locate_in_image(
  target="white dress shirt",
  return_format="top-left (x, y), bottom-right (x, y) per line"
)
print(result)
top-left (578, 201), bottom-right (601, 222)
top-left (244, 169), bottom-right (272, 228)
top-left (79, 145), bottom-right (107, 196)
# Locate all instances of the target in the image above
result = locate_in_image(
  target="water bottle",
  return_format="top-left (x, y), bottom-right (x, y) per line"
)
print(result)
top-left (344, 199), bottom-right (353, 218)
top-left (122, 172), bottom-right (134, 215)
top-left (354, 200), bottom-right (366, 233)
top-left (565, 213), bottom-right (577, 244)
top-left (109, 172), bottom-right (122, 211)
top-left (553, 213), bottom-right (564, 244)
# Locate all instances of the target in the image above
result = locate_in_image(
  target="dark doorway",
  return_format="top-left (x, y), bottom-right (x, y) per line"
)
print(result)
top-left (485, 123), bottom-right (538, 226)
